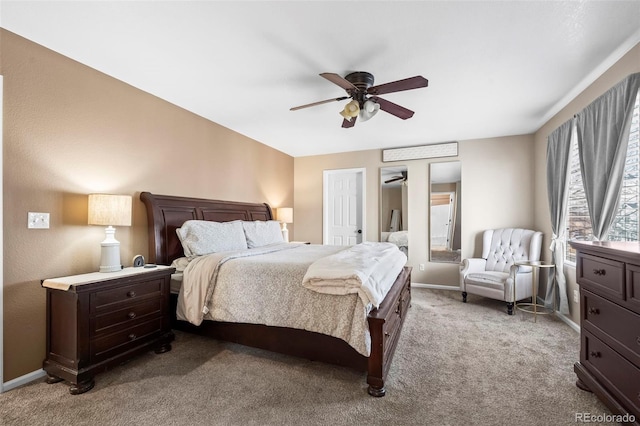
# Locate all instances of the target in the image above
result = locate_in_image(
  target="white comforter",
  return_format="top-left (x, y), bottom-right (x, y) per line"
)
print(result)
top-left (302, 242), bottom-right (407, 308)
top-left (176, 242), bottom-right (406, 356)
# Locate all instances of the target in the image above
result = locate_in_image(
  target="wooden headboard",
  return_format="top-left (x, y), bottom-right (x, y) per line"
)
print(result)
top-left (140, 192), bottom-right (273, 265)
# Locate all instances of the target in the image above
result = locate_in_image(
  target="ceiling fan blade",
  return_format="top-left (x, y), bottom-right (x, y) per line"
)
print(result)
top-left (384, 176), bottom-right (404, 184)
top-left (371, 96), bottom-right (415, 120)
top-left (290, 96), bottom-right (349, 111)
top-left (367, 76), bottom-right (428, 96)
top-left (342, 116), bottom-right (357, 128)
top-left (320, 73), bottom-right (358, 91)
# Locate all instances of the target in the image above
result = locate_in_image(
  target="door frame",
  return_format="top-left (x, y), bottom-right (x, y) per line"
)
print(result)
top-left (322, 168), bottom-right (366, 245)
top-left (1, 75), bottom-right (5, 392)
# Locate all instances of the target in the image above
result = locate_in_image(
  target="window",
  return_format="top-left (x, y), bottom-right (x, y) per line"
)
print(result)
top-left (565, 94), bottom-right (640, 263)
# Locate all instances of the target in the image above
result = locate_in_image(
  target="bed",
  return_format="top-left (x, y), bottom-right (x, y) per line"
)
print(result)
top-left (140, 191), bottom-right (412, 396)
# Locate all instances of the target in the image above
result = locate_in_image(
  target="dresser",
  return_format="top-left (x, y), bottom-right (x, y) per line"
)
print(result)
top-left (42, 266), bottom-right (175, 394)
top-left (570, 241), bottom-right (640, 424)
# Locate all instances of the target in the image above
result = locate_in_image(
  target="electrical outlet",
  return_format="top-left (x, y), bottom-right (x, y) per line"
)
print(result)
top-left (419, 263), bottom-right (425, 271)
top-left (574, 289), bottom-right (579, 303)
top-left (28, 212), bottom-right (50, 229)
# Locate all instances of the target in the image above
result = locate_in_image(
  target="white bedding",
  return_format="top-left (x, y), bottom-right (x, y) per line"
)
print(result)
top-left (177, 242), bottom-right (405, 356)
top-left (302, 242), bottom-right (407, 308)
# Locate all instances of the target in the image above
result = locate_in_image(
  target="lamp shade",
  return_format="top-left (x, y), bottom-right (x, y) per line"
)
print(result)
top-left (339, 100), bottom-right (360, 120)
top-left (88, 194), bottom-right (132, 226)
top-left (359, 100), bottom-right (380, 122)
top-left (277, 207), bottom-right (293, 224)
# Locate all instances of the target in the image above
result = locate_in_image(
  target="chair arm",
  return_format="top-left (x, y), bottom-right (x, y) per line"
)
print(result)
top-left (460, 258), bottom-right (487, 290)
top-left (461, 258), bottom-right (487, 276)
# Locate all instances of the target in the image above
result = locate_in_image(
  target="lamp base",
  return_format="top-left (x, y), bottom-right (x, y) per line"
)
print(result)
top-left (281, 226), bottom-right (289, 243)
top-left (99, 227), bottom-right (122, 272)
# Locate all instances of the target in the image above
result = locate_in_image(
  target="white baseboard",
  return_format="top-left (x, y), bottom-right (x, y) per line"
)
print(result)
top-left (2, 369), bottom-right (46, 393)
top-left (555, 311), bottom-right (580, 333)
top-left (411, 283), bottom-right (460, 291)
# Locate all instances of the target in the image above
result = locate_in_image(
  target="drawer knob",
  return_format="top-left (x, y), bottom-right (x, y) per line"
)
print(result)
top-left (592, 268), bottom-right (606, 276)
top-left (589, 351), bottom-right (601, 358)
top-left (127, 312), bottom-right (136, 319)
top-left (127, 291), bottom-right (136, 298)
top-left (128, 333), bottom-right (136, 341)
top-left (588, 307), bottom-right (600, 315)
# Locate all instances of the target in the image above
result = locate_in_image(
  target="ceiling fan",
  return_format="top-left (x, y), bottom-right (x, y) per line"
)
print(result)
top-left (384, 171), bottom-right (408, 184)
top-left (290, 72), bottom-right (428, 128)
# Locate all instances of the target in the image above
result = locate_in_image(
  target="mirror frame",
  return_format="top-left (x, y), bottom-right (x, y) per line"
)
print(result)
top-left (429, 161), bottom-right (461, 263)
top-left (380, 165), bottom-right (408, 256)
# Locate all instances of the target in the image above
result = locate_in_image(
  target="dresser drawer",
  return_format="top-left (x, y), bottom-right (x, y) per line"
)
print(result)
top-left (91, 279), bottom-right (163, 313)
top-left (578, 253), bottom-right (625, 300)
top-left (626, 264), bottom-right (640, 313)
top-left (91, 318), bottom-right (163, 363)
top-left (92, 298), bottom-right (163, 337)
top-left (582, 331), bottom-right (640, 418)
top-left (583, 290), bottom-right (640, 367)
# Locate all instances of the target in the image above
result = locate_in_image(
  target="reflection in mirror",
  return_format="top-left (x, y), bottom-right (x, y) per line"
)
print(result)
top-left (430, 161), bottom-right (461, 263)
top-left (380, 166), bottom-right (408, 256)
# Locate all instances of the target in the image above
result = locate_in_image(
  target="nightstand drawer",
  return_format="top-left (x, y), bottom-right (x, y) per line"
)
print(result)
top-left (91, 279), bottom-right (163, 313)
top-left (92, 298), bottom-right (163, 336)
top-left (91, 318), bottom-right (163, 363)
top-left (583, 290), bottom-right (640, 367)
top-left (578, 253), bottom-right (625, 300)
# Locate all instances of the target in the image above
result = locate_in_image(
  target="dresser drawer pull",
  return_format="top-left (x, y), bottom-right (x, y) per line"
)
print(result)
top-left (589, 351), bottom-right (601, 358)
top-left (592, 268), bottom-right (606, 276)
top-left (127, 312), bottom-right (136, 319)
top-left (588, 307), bottom-right (600, 315)
top-left (127, 291), bottom-right (136, 298)
top-left (128, 333), bottom-right (137, 341)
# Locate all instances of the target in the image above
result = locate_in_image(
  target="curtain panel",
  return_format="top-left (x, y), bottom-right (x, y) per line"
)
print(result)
top-left (545, 119), bottom-right (572, 315)
top-left (575, 73), bottom-right (640, 240)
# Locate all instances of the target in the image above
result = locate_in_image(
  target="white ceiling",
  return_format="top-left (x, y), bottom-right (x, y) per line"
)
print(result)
top-left (2, 1), bottom-right (639, 157)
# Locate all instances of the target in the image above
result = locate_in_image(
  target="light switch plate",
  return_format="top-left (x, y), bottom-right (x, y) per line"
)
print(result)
top-left (28, 212), bottom-right (50, 229)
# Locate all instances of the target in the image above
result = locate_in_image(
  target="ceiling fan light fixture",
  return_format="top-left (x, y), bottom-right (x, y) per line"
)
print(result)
top-left (359, 99), bottom-right (380, 122)
top-left (339, 100), bottom-right (360, 120)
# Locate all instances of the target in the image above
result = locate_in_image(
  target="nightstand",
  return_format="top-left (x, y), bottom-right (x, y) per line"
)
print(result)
top-left (42, 266), bottom-right (175, 394)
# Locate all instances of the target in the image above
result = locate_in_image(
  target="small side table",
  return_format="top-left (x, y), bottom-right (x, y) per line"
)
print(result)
top-left (513, 260), bottom-right (555, 322)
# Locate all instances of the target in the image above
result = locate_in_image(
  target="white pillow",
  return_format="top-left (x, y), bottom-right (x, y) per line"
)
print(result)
top-left (176, 220), bottom-right (248, 258)
top-left (242, 220), bottom-right (284, 248)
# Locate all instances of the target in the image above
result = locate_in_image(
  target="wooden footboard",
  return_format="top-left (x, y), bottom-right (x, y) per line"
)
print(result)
top-left (366, 266), bottom-right (412, 396)
top-left (169, 266), bottom-right (412, 396)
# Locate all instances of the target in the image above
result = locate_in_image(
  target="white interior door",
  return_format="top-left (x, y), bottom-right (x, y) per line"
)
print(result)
top-left (431, 192), bottom-right (454, 250)
top-left (323, 168), bottom-right (365, 245)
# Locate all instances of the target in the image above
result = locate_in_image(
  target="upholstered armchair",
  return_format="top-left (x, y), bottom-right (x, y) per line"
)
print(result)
top-left (460, 228), bottom-right (543, 315)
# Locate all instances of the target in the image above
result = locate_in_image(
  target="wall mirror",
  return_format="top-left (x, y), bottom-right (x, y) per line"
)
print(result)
top-left (380, 166), bottom-right (408, 256)
top-left (430, 161), bottom-right (461, 263)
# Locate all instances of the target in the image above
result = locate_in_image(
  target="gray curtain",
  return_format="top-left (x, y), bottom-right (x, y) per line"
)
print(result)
top-left (575, 73), bottom-right (640, 240)
top-left (545, 119), bottom-right (572, 315)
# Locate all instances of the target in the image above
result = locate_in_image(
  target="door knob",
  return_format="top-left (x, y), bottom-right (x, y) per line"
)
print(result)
top-left (357, 229), bottom-right (362, 234)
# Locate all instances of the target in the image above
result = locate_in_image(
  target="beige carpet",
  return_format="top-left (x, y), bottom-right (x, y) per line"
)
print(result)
top-left (1, 288), bottom-right (611, 426)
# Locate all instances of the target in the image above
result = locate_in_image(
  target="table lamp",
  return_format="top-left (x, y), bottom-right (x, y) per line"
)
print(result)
top-left (88, 194), bottom-right (132, 272)
top-left (277, 207), bottom-right (293, 242)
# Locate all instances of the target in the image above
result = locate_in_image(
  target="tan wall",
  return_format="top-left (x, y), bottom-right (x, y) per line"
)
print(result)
top-left (1, 30), bottom-right (294, 381)
top-left (294, 134), bottom-right (535, 286)
top-left (533, 42), bottom-right (640, 325)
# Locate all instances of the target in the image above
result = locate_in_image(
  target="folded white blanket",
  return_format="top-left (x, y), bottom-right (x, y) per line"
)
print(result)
top-left (302, 241), bottom-right (407, 308)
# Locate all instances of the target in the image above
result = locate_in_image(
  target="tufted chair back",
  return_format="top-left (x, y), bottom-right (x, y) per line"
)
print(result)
top-left (482, 228), bottom-right (542, 273)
